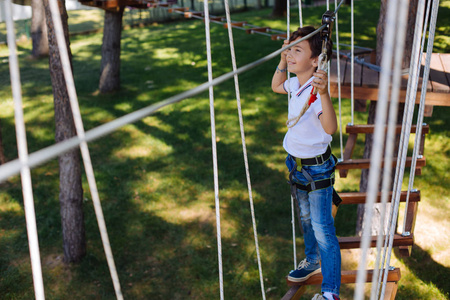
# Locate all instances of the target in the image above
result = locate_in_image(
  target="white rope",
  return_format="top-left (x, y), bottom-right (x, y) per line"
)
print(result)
top-left (379, 0), bottom-right (429, 298)
top-left (4, 1), bottom-right (45, 299)
top-left (0, 25), bottom-right (326, 182)
top-left (285, 0), bottom-right (298, 269)
top-left (298, 0), bottom-right (303, 27)
top-left (334, 0), bottom-right (343, 161)
top-left (202, 1), bottom-right (224, 298)
top-left (353, 0), bottom-right (403, 297)
top-left (47, 1), bottom-right (123, 298)
top-left (368, 0), bottom-right (410, 298)
top-left (402, 0), bottom-right (435, 235)
top-left (350, 0), bottom-right (354, 125)
top-left (223, 1), bottom-right (266, 298)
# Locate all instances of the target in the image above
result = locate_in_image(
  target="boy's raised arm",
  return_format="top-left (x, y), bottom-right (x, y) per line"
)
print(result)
top-left (271, 41), bottom-right (289, 94)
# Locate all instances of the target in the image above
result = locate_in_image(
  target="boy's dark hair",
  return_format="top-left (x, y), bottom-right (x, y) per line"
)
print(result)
top-left (289, 26), bottom-right (333, 62)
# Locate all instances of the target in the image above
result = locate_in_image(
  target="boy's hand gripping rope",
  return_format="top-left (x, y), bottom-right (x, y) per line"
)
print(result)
top-left (286, 11), bottom-right (335, 128)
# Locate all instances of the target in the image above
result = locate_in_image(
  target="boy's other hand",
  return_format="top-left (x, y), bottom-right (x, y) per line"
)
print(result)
top-left (312, 70), bottom-right (329, 95)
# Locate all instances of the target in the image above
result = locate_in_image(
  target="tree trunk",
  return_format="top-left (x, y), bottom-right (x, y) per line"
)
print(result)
top-left (0, 119), bottom-right (6, 165)
top-left (356, 0), bottom-right (418, 236)
top-left (272, 0), bottom-right (287, 17)
top-left (31, 0), bottom-right (49, 58)
top-left (99, 7), bottom-right (124, 94)
top-left (44, 0), bottom-right (86, 263)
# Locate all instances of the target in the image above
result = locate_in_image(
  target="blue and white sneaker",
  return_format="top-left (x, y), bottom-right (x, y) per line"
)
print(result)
top-left (287, 259), bottom-right (321, 282)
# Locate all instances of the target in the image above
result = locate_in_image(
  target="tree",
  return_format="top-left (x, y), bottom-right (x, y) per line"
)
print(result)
top-left (99, 7), bottom-right (125, 93)
top-left (272, 0), bottom-right (287, 17)
top-left (356, 0), bottom-right (418, 236)
top-left (31, 0), bottom-right (49, 58)
top-left (43, 0), bottom-right (86, 263)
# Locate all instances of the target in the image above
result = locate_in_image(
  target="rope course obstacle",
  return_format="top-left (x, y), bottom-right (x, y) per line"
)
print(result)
top-left (1, 0), bottom-right (447, 299)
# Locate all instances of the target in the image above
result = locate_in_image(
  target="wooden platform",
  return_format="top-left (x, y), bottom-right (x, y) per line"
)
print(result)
top-left (329, 53), bottom-right (450, 108)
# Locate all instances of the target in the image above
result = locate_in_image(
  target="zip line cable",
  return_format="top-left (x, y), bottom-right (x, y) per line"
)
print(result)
top-left (47, 0), bottom-right (124, 298)
top-left (4, 0), bottom-right (45, 299)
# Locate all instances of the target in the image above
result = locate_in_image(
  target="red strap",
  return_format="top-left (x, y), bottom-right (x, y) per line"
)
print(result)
top-left (308, 93), bottom-right (317, 106)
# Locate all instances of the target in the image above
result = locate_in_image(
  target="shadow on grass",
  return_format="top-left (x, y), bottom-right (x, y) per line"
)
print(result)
top-left (396, 244), bottom-right (450, 298)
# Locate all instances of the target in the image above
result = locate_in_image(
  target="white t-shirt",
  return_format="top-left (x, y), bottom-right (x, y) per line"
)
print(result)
top-left (283, 76), bottom-right (332, 158)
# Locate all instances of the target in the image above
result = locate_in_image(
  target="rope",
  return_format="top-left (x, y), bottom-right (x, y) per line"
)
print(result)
top-left (353, 0), bottom-right (404, 297)
top-left (286, 52), bottom-right (328, 128)
top-left (202, 0), bottom-right (224, 298)
top-left (334, 0), bottom-right (343, 161)
top-left (0, 26), bottom-right (326, 184)
top-left (401, 0), bottom-right (434, 236)
top-left (368, 0), bottom-right (411, 298)
top-left (4, 1), bottom-right (45, 299)
top-left (223, 0), bottom-right (266, 298)
top-left (47, 1), bottom-right (123, 298)
top-left (350, 0), bottom-right (354, 125)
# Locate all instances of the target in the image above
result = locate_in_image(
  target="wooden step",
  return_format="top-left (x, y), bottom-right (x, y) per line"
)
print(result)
top-left (345, 124), bottom-right (429, 134)
top-left (223, 22), bottom-right (247, 29)
top-left (336, 156), bottom-right (426, 171)
top-left (339, 190), bottom-right (420, 205)
top-left (168, 7), bottom-right (188, 13)
top-left (271, 33), bottom-right (287, 41)
top-left (338, 234), bottom-right (413, 250)
top-left (184, 11), bottom-right (202, 18)
top-left (286, 267), bottom-right (401, 286)
top-left (283, 268), bottom-right (401, 300)
top-left (245, 27), bottom-right (270, 34)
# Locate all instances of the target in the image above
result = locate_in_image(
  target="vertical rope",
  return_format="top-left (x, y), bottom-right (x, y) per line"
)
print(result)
top-left (202, 0), bottom-right (224, 298)
top-left (47, 1), bottom-right (123, 298)
top-left (379, 0), bottom-right (429, 297)
top-left (298, 0), bottom-right (303, 27)
top-left (350, 0), bottom-right (354, 125)
top-left (402, 0), bottom-right (435, 235)
top-left (353, 0), bottom-right (402, 297)
top-left (334, 0), bottom-right (343, 161)
top-left (369, 0), bottom-right (411, 298)
top-left (4, 1), bottom-right (45, 299)
top-left (223, 1), bottom-right (266, 298)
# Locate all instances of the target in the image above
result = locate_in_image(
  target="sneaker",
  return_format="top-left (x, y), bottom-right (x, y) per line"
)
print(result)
top-left (312, 293), bottom-right (340, 300)
top-left (287, 258), bottom-right (321, 282)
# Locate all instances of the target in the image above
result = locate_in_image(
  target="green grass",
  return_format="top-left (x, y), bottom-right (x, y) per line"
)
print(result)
top-left (1, 2), bottom-right (449, 299)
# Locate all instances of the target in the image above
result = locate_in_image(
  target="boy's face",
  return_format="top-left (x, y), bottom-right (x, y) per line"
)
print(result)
top-left (286, 37), bottom-right (318, 75)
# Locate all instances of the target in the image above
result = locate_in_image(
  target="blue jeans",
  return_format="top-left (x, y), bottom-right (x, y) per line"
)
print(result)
top-left (286, 154), bottom-right (341, 295)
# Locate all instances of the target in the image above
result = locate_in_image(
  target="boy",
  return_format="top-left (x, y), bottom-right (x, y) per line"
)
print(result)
top-left (271, 26), bottom-right (341, 300)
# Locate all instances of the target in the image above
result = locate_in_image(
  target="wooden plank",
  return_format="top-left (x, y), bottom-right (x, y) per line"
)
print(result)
top-left (338, 234), bottom-right (413, 249)
top-left (184, 11), bottom-right (202, 18)
top-left (281, 285), bottom-right (307, 300)
top-left (428, 53), bottom-right (450, 93)
top-left (361, 65), bottom-right (380, 88)
top-left (343, 57), bottom-right (364, 87)
top-left (439, 53), bottom-right (450, 89)
top-left (339, 133), bottom-right (357, 178)
top-left (329, 58), bottom-right (346, 85)
top-left (399, 200), bottom-right (419, 257)
top-left (336, 156), bottom-right (426, 170)
top-left (245, 27), bottom-right (270, 34)
top-left (287, 268), bottom-right (401, 286)
top-left (271, 33), bottom-right (287, 41)
top-left (338, 190), bottom-right (421, 205)
top-left (384, 282), bottom-right (399, 300)
top-left (345, 124), bottom-right (429, 134)
top-left (223, 22), bottom-right (246, 29)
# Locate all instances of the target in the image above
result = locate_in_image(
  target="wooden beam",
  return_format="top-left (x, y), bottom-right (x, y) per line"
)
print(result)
top-left (287, 268), bottom-right (401, 286)
top-left (345, 124), bottom-right (429, 135)
top-left (223, 22), bottom-right (246, 29)
top-left (336, 156), bottom-right (426, 170)
top-left (271, 33), bottom-right (287, 41)
top-left (338, 234), bottom-right (413, 250)
top-left (338, 190), bottom-right (420, 205)
top-left (399, 200), bottom-right (419, 257)
top-left (281, 285), bottom-right (307, 300)
top-left (245, 27), bottom-right (270, 34)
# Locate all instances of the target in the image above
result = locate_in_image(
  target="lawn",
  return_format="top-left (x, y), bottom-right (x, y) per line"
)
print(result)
top-left (0, 1), bottom-right (449, 299)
